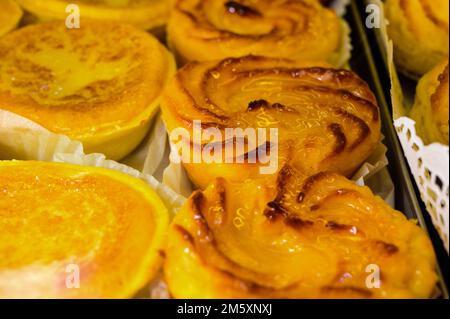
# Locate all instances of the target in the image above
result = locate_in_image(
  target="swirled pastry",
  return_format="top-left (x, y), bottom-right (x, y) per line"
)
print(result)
top-left (168, 0), bottom-right (346, 65)
top-left (0, 21), bottom-right (175, 160)
top-left (0, 161), bottom-right (169, 298)
top-left (0, 0), bottom-right (23, 37)
top-left (164, 169), bottom-right (437, 299)
top-left (161, 56), bottom-right (381, 188)
top-left (385, 0), bottom-right (449, 77)
top-left (410, 60), bottom-right (449, 145)
top-left (17, 0), bottom-right (172, 31)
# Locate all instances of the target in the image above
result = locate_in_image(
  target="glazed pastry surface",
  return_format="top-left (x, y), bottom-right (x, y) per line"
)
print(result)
top-left (411, 60), bottom-right (449, 145)
top-left (17, 0), bottom-right (171, 30)
top-left (385, 0), bottom-right (449, 77)
top-left (0, 20), bottom-right (175, 159)
top-left (168, 0), bottom-right (344, 65)
top-left (0, 161), bottom-right (169, 298)
top-left (164, 169), bottom-right (437, 299)
top-left (161, 56), bottom-right (381, 188)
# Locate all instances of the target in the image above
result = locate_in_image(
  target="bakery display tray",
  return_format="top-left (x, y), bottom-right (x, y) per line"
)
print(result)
top-left (347, 0), bottom-right (449, 298)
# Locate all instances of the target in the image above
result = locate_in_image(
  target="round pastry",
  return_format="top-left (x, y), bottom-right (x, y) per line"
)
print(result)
top-left (0, 161), bottom-right (169, 298)
top-left (410, 60), bottom-right (449, 145)
top-left (385, 0), bottom-right (449, 78)
top-left (0, 20), bottom-right (175, 160)
top-left (0, 0), bottom-right (23, 37)
top-left (164, 169), bottom-right (437, 299)
top-left (167, 0), bottom-right (347, 66)
top-left (161, 56), bottom-right (381, 188)
top-left (16, 0), bottom-right (172, 32)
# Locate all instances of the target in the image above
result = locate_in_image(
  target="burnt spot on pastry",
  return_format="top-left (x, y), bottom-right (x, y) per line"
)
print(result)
top-left (374, 240), bottom-right (399, 255)
top-left (334, 109), bottom-right (371, 150)
top-left (241, 141), bottom-right (273, 162)
top-left (301, 172), bottom-right (331, 195)
top-left (247, 99), bottom-right (270, 111)
top-left (326, 221), bottom-right (354, 232)
top-left (264, 200), bottom-right (289, 221)
top-left (297, 192), bottom-right (305, 203)
top-left (328, 123), bottom-right (347, 156)
top-left (285, 216), bottom-right (314, 229)
top-left (174, 224), bottom-right (196, 247)
top-left (247, 99), bottom-right (289, 112)
top-left (263, 165), bottom-right (294, 220)
top-left (190, 191), bottom-right (215, 241)
top-left (215, 178), bottom-right (227, 217)
top-left (158, 250), bottom-right (167, 259)
top-left (225, 1), bottom-right (262, 17)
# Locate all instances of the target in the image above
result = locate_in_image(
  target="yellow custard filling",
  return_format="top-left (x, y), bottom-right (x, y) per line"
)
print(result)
top-left (0, 161), bottom-right (169, 298)
top-left (17, 0), bottom-right (172, 30)
top-left (0, 20), bottom-right (176, 159)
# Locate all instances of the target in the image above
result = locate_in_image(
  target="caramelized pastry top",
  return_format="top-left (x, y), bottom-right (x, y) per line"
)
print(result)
top-left (164, 169), bottom-right (437, 299)
top-left (385, 0), bottom-right (449, 77)
top-left (162, 56), bottom-right (381, 187)
top-left (0, 161), bottom-right (168, 298)
top-left (168, 0), bottom-right (343, 64)
top-left (17, 0), bottom-right (171, 30)
top-left (411, 60), bottom-right (449, 145)
top-left (430, 63), bottom-right (449, 144)
top-left (0, 21), bottom-right (174, 139)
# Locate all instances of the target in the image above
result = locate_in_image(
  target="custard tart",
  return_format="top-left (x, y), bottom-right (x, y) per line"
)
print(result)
top-left (164, 169), bottom-right (437, 299)
top-left (385, 0), bottom-right (449, 77)
top-left (0, 20), bottom-right (175, 160)
top-left (0, 0), bottom-right (23, 37)
top-left (161, 56), bottom-right (381, 188)
top-left (168, 0), bottom-right (346, 65)
top-left (0, 160), bottom-right (169, 298)
top-left (17, 0), bottom-right (172, 31)
top-left (410, 60), bottom-right (449, 145)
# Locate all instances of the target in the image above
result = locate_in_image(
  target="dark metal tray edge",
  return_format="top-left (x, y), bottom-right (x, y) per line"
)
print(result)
top-left (347, 0), bottom-right (449, 299)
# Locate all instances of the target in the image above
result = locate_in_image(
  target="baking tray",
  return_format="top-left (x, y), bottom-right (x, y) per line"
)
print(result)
top-left (346, 0), bottom-right (449, 298)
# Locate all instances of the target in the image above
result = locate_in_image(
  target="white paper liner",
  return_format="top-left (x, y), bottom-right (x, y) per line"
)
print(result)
top-left (330, 0), bottom-right (351, 17)
top-left (0, 111), bottom-right (187, 299)
top-left (371, 0), bottom-right (450, 252)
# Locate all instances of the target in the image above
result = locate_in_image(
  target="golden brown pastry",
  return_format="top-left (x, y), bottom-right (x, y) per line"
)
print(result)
top-left (17, 0), bottom-right (172, 32)
top-left (161, 56), bottom-right (381, 188)
top-left (385, 0), bottom-right (449, 77)
top-left (164, 169), bottom-right (437, 299)
top-left (0, 0), bottom-right (23, 37)
top-left (410, 60), bottom-right (449, 145)
top-left (0, 161), bottom-right (169, 298)
top-left (168, 0), bottom-right (347, 65)
top-left (0, 20), bottom-right (175, 160)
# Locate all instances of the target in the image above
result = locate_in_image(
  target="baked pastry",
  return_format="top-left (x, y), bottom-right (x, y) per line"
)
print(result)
top-left (385, 0), bottom-right (449, 78)
top-left (410, 60), bottom-right (449, 145)
top-left (0, 20), bottom-right (175, 160)
top-left (161, 56), bottom-right (381, 188)
top-left (168, 0), bottom-right (347, 65)
top-left (0, 0), bottom-right (23, 37)
top-left (16, 0), bottom-right (172, 32)
top-left (164, 169), bottom-right (437, 299)
top-left (0, 160), bottom-right (169, 298)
